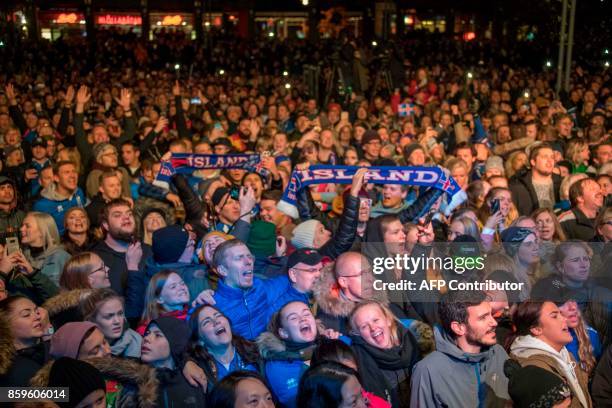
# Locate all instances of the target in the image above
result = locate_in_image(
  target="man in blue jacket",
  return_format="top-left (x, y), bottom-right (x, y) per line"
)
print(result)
top-left (33, 160), bottom-right (86, 234)
top-left (209, 239), bottom-right (289, 340)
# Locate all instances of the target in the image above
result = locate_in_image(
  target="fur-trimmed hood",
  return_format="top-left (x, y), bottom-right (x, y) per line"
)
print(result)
top-left (256, 331), bottom-right (321, 361)
top-left (42, 289), bottom-right (92, 328)
top-left (312, 263), bottom-right (387, 317)
top-left (0, 313), bottom-right (16, 375)
top-left (31, 356), bottom-right (158, 408)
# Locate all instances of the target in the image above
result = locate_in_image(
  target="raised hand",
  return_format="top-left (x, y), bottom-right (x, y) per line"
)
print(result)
top-left (350, 167), bottom-right (369, 197)
top-left (76, 85), bottom-right (91, 105)
top-left (172, 80), bottom-right (181, 97)
top-left (5, 83), bottom-right (17, 104)
top-left (119, 88), bottom-right (132, 111)
top-left (65, 85), bottom-right (75, 106)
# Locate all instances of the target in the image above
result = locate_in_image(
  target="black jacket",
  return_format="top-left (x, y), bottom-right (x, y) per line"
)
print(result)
top-left (592, 344), bottom-right (612, 407)
top-left (509, 170), bottom-right (562, 216)
top-left (85, 193), bottom-right (107, 228)
top-left (91, 240), bottom-right (152, 319)
top-left (155, 368), bottom-right (206, 408)
top-left (0, 341), bottom-right (50, 387)
top-left (558, 207), bottom-right (596, 241)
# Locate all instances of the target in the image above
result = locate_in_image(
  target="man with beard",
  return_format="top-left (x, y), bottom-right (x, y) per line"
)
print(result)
top-left (509, 143), bottom-right (562, 216)
top-left (92, 198), bottom-right (151, 323)
top-left (411, 290), bottom-right (510, 407)
top-left (0, 176), bottom-right (25, 234)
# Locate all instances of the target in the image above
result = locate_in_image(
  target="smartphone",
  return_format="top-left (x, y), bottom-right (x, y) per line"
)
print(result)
top-left (6, 237), bottom-right (20, 255)
top-left (229, 185), bottom-right (241, 201)
top-left (190, 97), bottom-right (202, 105)
top-left (490, 198), bottom-right (500, 214)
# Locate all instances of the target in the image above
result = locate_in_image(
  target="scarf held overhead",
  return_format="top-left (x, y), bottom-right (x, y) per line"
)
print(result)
top-left (278, 165), bottom-right (462, 219)
top-left (154, 153), bottom-right (268, 187)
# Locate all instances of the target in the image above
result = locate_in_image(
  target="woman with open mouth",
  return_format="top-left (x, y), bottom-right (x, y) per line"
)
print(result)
top-left (348, 301), bottom-right (420, 408)
top-left (507, 300), bottom-right (591, 408)
top-left (187, 304), bottom-right (261, 391)
top-left (257, 301), bottom-right (331, 408)
top-left (0, 295), bottom-right (49, 387)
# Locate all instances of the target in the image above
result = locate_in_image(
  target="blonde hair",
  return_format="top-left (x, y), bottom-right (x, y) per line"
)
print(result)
top-left (574, 314), bottom-right (597, 375)
top-left (565, 140), bottom-right (589, 166)
top-left (560, 173), bottom-right (588, 201)
top-left (349, 300), bottom-right (400, 347)
top-left (25, 212), bottom-right (61, 252)
top-left (56, 147), bottom-right (82, 175)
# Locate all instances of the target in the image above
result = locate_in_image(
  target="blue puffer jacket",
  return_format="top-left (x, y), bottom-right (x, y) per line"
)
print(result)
top-left (213, 276), bottom-right (289, 341)
top-left (257, 332), bottom-right (313, 408)
top-left (33, 184), bottom-right (86, 235)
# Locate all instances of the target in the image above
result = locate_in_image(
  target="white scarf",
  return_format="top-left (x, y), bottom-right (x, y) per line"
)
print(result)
top-left (510, 335), bottom-right (588, 407)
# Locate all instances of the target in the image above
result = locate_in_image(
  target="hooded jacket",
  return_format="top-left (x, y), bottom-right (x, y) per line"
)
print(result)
top-left (213, 276), bottom-right (290, 341)
top-left (510, 335), bottom-right (591, 408)
top-left (410, 326), bottom-right (510, 408)
top-left (42, 288), bottom-right (92, 329)
top-left (257, 332), bottom-right (316, 408)
top-left (0, 314), bottom-right (51, 387)
top-left (351, 326), bottom-right (419, 407)
top-left (30, 356), bottom-right (158, 408)
top-left (32, 184), bottom-right (86, 235)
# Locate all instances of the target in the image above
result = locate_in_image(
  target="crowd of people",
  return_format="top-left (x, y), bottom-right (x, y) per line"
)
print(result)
top-left (0, 26), bottom-right (611, 408)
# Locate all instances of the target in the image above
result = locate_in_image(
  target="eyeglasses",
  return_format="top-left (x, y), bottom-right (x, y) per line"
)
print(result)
top-left (291, 267), bottom-right (321, 273)
top-left (90, 264), bottom-right (109, 277)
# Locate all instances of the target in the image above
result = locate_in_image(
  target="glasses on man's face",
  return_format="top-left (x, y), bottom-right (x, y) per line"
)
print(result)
top-left (292, 267), bottom-right (321, 273)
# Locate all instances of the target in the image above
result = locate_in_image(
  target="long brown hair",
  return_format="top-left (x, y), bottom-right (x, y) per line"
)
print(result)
top-left (573, 314), bottom-right (596, 375)
top-left (505, 300), bottom-right (546, 351)
top-left (59, 252), bottom-right (99, 290)
top-left (188, 304), bottom-right (260, 382)
top-left (532, 208), bottom-right (567, 242)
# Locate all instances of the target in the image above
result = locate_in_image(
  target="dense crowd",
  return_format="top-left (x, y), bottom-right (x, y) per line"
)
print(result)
top-left (0, 27), bottom-right (611, 408)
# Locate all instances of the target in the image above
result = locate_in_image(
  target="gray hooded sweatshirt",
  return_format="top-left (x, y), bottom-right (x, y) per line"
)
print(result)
top-left (410, 326), bottom-right (510, 408)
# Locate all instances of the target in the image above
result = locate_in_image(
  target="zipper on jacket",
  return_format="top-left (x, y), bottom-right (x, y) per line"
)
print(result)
top-left (243, 293), bottom-right (253, 339)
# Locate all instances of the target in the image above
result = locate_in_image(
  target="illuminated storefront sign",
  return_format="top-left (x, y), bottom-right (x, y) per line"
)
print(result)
top-left (161, 15), bottom-right (183, 26)
top-left (57, 13), bottom-right (79, 24)
top-left (97, 14), bottom-right (142, 26)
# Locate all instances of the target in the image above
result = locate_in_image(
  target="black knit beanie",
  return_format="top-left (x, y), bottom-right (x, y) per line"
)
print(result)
top-left (48, 357), bottom-right (106, 408)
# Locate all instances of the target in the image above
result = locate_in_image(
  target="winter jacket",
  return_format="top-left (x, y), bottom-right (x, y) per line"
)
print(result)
top-left (509, 170), bottom-right (562, 216)
top-left (269, 284), bottom-right (311, 313)
top-left (154, 367), bottom-right (206, 408)
top-left (23, 246), bottom-right (71, 287)
top-left (91, 240), bottom-right (152, 319)
top-left (110, 328), bottom-right (142, 358)
top-left (567, 326), bottom-right (602, 367)
top-left (351, 326), bottom-right (419, 407)
top-left (257, 332), bottom-right (315, 408)
top-left (510, 335), bottom-right (592, 408)
top-left (32, 184), bottom-right (86, 235)
top-left (31, 356), bottom-right (158, 408)
top-left (0, 313), bottom-right (51, 387)
top-left (592, 344), bottom-right (612, 407)
top-left (213, 276), bottom-right (290, 341)
top-left (0, 207), bottom-right (25, 237)
top-left (0, 269), bottom-right (58, 306)
top-left (85, 193), bottom-right (108, 228)
top-left (191, 344), bottom-right (260, 390)
top-left (410, 326), bottom-right (510, 408)
top-left (558, 207), bottom-right (597, 241)
top-left (42, 288), bottom-right (92, 330)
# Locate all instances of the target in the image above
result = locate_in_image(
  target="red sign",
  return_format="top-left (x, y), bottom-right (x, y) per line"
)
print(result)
top-left (463, 32), bottom-right (476, 41)
top-left (97, 14), bottom-right (142, 26)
